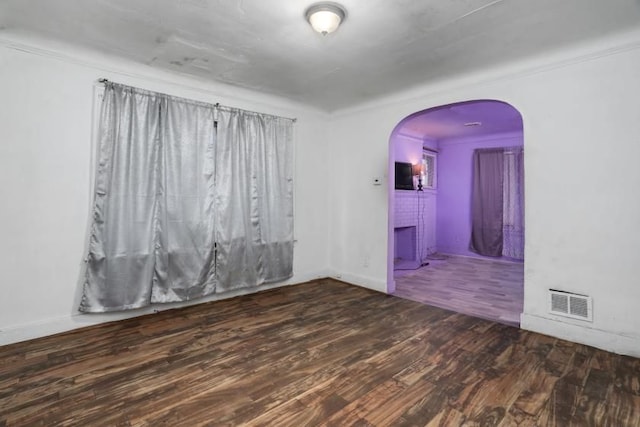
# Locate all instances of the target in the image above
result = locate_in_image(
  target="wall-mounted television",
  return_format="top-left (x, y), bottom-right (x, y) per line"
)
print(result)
top-left (395, 162), bottom-right (414, 190)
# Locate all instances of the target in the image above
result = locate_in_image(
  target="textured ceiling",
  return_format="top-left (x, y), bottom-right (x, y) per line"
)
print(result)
top-left (398, 100), bottom-right (523, 141)
top-left (1, 0), bottom-right (639, 111)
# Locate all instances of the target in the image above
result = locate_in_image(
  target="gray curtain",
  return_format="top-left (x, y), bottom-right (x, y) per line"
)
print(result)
top-left (81, 83), bottom-right (217, 312)
top-left (215, 109), bottom-right (294, 293)
top-left (502, 147), bottom-right (525, 260)
top-left (153, 93), bottom-right (217, 303)
top-left (81, 84), bottom-right (162, 312)
top-left (470, 148), bottom-right (504, 257)
top-left (80, 83), bottom-right (294, 312)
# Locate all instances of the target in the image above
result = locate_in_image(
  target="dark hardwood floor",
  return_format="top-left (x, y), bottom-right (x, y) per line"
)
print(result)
top-left (1, 279), bottom-right (638, 426)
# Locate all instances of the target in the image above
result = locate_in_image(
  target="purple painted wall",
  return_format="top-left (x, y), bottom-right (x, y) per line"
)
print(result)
top-left (392, 134), bottom-right (438, 163)
top-left (436, 131), bottom-right (523, 257)
top-left (392, 134), bottom-right (423, 164)
top-left (390, 133), bottom-right (439, 271)
top-left (391, 100), bottom-right (524, 265)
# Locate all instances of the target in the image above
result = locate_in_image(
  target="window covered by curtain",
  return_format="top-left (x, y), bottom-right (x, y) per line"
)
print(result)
top-left (154, 94), bottom-right (218, 303)
top-left (470, 148), bottom-right (505, 257)
top-left (470, 146), bottom-right (524, 260)
top-left (215, 110), bottom-right (294, 292)
top-left (80, 83), bottom-right (293, 313)
top-left (502, 147), bottom-right (525, 260)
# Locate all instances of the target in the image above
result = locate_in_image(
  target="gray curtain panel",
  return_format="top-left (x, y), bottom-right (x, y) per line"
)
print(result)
top-left (152, 94), bottom-right (217, 303)
top-left (502, 147), bottom-right (525, 260)
top-left (470, 148), bottom-right (504, 257)
top-left (81, 84), bottom-right (163, 312)
top-left (215, 109), bottom-right (294, 293)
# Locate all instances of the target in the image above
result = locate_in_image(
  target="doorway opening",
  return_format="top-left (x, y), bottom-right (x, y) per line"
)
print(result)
top-left (388, 99), bottom-right (525, 327)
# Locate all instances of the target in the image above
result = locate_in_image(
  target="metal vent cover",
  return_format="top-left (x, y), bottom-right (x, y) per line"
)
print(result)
top-left (549, 289), bottom-right (592, 322)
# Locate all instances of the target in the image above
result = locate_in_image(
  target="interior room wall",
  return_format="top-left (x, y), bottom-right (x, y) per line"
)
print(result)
top-left (436, 131), bottom-right (523, 257)
top-left (327, 29), bottom-right (640, 357)
top-left (390, 133), bottom-right (437, 273)
top-left (3, 28), bottom-right (640, 358)
top-left (0, 35), bottom-right (330, 345)
top-left (392, 133), bottom-right (423, 164)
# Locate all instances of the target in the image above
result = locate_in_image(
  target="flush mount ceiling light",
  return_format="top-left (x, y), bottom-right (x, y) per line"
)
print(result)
top-left (305, 2), bottom-right (347, 35)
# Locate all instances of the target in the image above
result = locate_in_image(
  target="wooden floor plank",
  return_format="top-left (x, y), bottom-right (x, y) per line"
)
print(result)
top-left (394, 254), bottom-right (523, 327)
top-left (0, 279), bottom-right (638, 426)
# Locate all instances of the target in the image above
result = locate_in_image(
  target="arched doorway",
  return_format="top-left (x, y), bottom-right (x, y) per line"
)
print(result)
top-left (388, 100), bottom-right (525, 326)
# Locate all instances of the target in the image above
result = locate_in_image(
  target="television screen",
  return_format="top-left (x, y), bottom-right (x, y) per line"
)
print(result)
top-left (395, 162), bottom-right (414, 190)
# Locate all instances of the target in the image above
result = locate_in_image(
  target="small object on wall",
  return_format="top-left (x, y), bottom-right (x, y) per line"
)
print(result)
top-left (373, 177), bottom-right (382, 186)
top-left (549, 289), bottom-right (593, 321)
top-left (395, 162), bottom-right (414, 190)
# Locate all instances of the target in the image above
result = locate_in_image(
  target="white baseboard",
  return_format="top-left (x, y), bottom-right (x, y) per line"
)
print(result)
top-left (0, 270), bottom-right (332, 347)
top-left (330, 271), bottom-right (388, 293)
top-left (0, 312), bottom-right (138, 347)
top-left (521, 313), bottom-right (640, 358)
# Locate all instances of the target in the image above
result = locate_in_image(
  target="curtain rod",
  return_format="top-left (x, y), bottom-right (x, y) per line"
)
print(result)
top-left (98, 78), bottom-right (297, 123)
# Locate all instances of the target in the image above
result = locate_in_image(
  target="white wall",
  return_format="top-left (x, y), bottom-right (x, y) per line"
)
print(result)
top-left (327, 29), bottom-right (640, 357)
top-left (0, 35), bottom-right (330, 345)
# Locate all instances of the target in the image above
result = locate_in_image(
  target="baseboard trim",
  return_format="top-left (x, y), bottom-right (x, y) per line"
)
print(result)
top-left (437, 252), bottom-right (524, 265)
top-left (330, 272), bottom-right (387, 294)
top-left (521, 313), bottom-right (640, 358)
top-left (6, 280), bottom-right (637, 359)
top-left (0, 270), bottom-right (332, 347)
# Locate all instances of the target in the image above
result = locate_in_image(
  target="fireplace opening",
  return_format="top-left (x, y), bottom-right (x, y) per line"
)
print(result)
top-left (394, 226), bottom-right (418, 270)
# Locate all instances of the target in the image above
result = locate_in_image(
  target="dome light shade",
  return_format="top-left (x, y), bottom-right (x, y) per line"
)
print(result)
top-left (305, 3), bottom-right (346, 35)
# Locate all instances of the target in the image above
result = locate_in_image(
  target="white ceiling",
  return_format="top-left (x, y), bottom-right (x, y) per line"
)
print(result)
top-left (1, 0), bottom-right (639, 111)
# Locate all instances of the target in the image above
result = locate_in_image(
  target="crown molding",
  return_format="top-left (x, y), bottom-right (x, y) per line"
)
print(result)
top-left (332, 29), bottom-right (640, 118)
top-left (0, 32), bottom-right (328, 120)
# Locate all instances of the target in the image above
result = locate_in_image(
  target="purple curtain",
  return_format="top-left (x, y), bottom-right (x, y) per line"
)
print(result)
top-left (470, 149), bottom-right (504, 257)
top-left (502, 148), bottom-right (525, 259)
